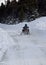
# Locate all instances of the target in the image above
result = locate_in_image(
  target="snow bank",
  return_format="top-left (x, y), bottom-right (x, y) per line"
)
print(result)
top-left (31, 17), bottom-right (46, 30)
top-left (0, 28), bottom-right (15, 61)
top-left (0, 17), bottom-right (46, 31)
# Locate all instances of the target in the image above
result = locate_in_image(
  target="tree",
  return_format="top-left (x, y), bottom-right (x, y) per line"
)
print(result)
top-left (0, 3), bottom-right (5, 22)
top-left (38, 0), bottom-right (46, 15)
top-left (6, 0), bottom-right (10, 7)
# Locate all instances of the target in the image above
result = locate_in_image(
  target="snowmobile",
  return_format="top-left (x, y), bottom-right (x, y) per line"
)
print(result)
top-left (22, 24), bottom-right (30, 35)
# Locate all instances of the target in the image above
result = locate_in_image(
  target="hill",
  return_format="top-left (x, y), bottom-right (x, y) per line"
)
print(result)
top-left (0, 17), bottom-right (46, 65)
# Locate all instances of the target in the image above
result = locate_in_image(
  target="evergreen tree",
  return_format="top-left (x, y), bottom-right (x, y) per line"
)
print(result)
top-left (38, 0), bottom-right (46, 15)
top-left (6, 0), bottom-right (10, 7)
top-left (0, 3), bottom-right (5, 23)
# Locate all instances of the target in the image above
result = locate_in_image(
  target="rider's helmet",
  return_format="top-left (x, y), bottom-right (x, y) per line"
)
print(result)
top-left (24, 24), bottom-right (29, 28)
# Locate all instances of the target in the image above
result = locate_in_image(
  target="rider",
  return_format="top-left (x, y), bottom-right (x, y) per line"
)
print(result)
top-left (22, 24), bottom-right (29, 33)
top-left (23, 24), bottom-right (29, 30)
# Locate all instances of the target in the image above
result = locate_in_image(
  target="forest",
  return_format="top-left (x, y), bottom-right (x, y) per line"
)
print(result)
top-left (0, 0), bottom-right (46, 24)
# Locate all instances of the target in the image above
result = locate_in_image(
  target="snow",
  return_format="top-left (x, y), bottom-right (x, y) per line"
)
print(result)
top-left (0, 0), bottom-right (5, 6)
top-left (31, 17), bottom-right (46, 30)
top-left (0, 28), bottom-right (16, 62)
top-left (0, 17), bottom-right (46, 65)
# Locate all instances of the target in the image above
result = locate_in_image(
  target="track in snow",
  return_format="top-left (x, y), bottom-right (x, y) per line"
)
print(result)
top-left (0, 18), bottom-right (46, 65)
top-left (0, 30), bottom-right (46, 65)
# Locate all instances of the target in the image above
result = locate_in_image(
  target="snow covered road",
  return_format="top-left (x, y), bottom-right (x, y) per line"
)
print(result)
top-left (1, 31), bottom-right (46, 65)
top-left (0, 17), bottom-right (46, 65)
top-left (0, 32), bottom-right (46, 65)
